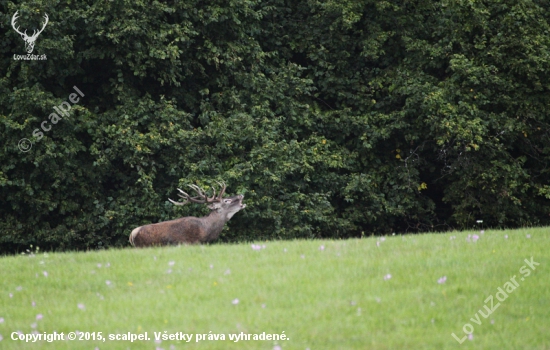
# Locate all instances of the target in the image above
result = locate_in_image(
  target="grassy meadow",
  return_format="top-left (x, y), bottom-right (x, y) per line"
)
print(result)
top-left (0, 227), bottom-right (548, 350)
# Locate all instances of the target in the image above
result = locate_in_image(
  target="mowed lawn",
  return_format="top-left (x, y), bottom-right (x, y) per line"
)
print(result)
top-left (0, 228), bottom-right (548, 350)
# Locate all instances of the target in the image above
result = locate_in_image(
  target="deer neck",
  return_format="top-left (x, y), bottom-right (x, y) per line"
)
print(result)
top-left (200, 210), bottom-right (229, 242)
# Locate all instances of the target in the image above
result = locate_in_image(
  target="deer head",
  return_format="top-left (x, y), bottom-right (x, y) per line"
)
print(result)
top-left (11, 11), bottom-right (49, 53)
top-left (168, 181), bottom-right (246, 219)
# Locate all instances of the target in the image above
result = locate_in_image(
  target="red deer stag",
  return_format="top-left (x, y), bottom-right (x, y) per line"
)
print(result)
top-left (129, 182), bottom-right (246, 247)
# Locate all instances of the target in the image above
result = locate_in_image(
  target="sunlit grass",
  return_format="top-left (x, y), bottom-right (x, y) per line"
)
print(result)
top-left (0, 227), bottom-right (548, 349)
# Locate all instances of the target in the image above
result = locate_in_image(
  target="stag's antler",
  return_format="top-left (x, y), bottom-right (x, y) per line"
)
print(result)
top-left (169, 182), bottom-right (226, 206)
top-left (11, 11), bottom-right (24, 36)
top-left (38, 13), bottom-right (49, 34)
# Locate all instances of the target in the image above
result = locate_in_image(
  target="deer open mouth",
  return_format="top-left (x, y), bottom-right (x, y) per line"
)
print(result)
top-left (238, 195), bottom-right (246, 208)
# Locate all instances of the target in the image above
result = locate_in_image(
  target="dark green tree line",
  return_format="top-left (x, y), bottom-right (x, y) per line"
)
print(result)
top-left (1, 0), bottom-right (549, 253)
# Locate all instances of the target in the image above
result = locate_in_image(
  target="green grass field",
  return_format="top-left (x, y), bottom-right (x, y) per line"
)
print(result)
top-left (0, 228), bottom-right (548, 350)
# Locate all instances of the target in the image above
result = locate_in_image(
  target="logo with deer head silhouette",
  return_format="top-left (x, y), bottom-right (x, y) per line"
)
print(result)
top-left (11, 11), bottom-right (49, 54)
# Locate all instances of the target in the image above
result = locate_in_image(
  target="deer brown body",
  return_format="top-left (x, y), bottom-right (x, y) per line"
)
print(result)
top-left (129, 183), bottom-right (245, 248)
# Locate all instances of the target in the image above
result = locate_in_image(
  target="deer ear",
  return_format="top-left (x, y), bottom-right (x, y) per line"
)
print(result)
top-left (208, 202), bottom-right (222, 210)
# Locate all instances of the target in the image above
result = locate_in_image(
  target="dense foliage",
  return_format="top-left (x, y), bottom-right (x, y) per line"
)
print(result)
top-left (1, 0), bottom-right (549, 253)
